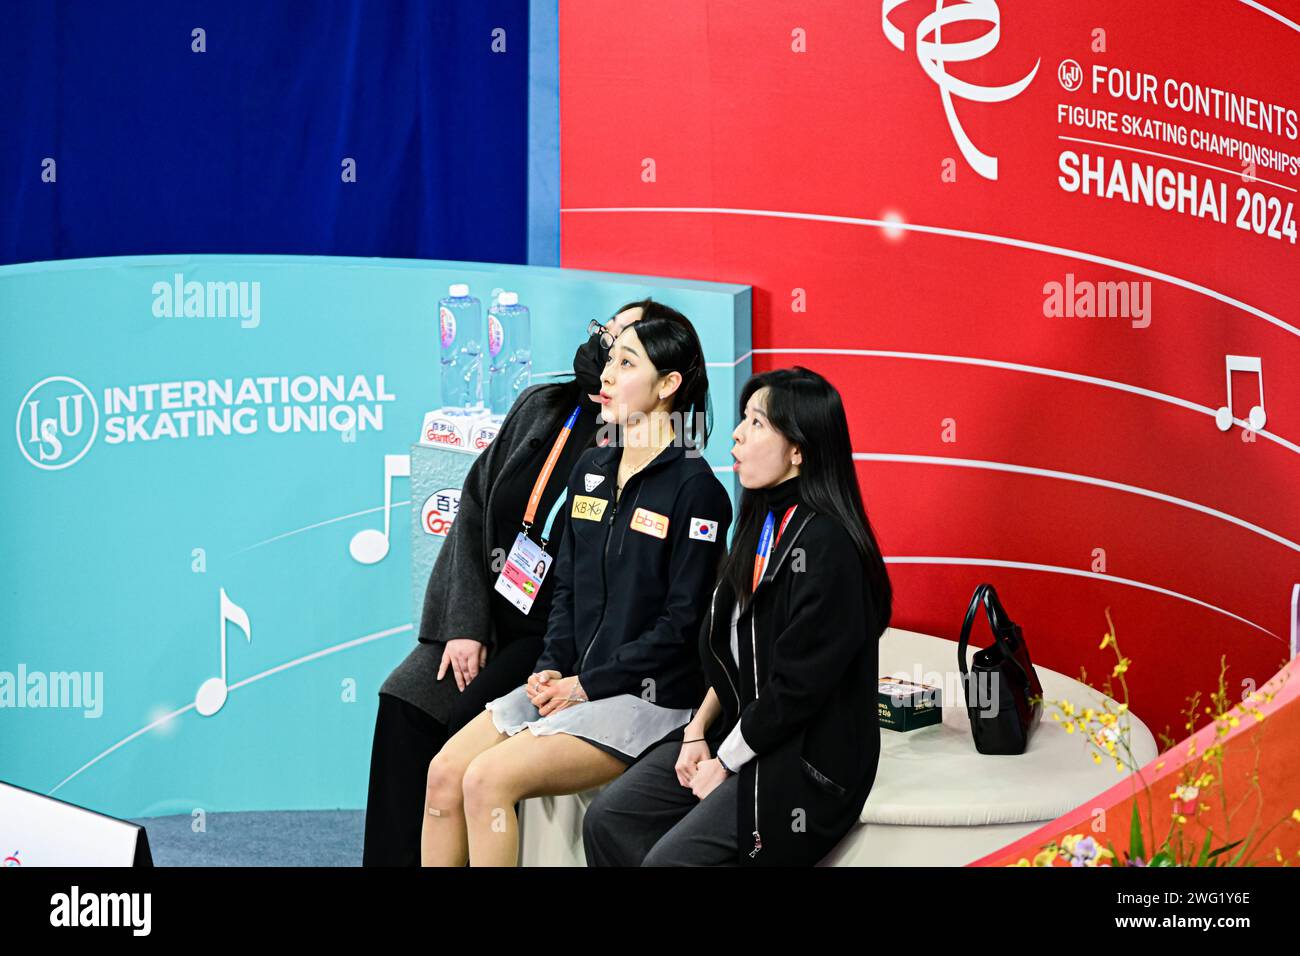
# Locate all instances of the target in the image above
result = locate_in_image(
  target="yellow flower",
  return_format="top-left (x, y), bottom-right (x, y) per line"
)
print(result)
top-left (1116, 703), bottom-right (1128, 714)
top-left (1012, 858), bottom-right (1031, 866)
top-left (1290, 809), bottom-right (1300, 823)
top-left (1032, 848), bottom-right (1057, 867)
top-left (1099, 632), bottom-right (1112, 649)
top-left (1115, 759), bottom-right (1124, 771)
top-left (1176, 814), bottom-right (1187, 824)
top-left (1086, 847), bottom-right (1116, 867)
top-left (1091, 752), bottom-right (1102, 764)
top-left (1112, 659), bottom-right (1129, 677)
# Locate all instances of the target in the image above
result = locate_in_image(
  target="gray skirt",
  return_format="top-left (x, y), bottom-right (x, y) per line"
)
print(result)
top-left (485, 683), bottom-right (695, 763)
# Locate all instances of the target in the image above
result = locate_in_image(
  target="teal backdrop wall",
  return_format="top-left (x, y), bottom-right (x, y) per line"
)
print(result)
top-left (0, 254), bottom-right (749, 818)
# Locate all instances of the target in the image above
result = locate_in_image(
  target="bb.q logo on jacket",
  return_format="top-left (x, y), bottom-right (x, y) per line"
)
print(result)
top-left (15, 376), bottom-right (100, 470)
top-left (881, 0), bottom-right (1040, 180)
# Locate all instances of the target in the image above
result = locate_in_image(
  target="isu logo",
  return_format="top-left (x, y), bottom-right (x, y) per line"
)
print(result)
top-left (630, 507), bottom-right (669, 539)
top-left (1058, 58), bottom-right (1083, 92)
top-left (15, 376), bottom-right (99, 470)
top-left (881, 0), bottom-right (1040, 180)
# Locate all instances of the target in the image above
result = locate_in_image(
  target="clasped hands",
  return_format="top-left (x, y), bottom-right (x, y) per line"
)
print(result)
top-left (526, 669), bottom-right (588, 716)
top-left (674, 737), bottom-right (730, 800)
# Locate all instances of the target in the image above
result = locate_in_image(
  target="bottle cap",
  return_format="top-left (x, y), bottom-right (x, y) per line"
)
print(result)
top-left (498, 291), bottom-right (519, 306)
top-left (449, 283), bottom-right (470, 297)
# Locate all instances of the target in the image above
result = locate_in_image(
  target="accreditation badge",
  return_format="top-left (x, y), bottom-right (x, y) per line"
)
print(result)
top-left (493, 532), bottom-right (554, 615)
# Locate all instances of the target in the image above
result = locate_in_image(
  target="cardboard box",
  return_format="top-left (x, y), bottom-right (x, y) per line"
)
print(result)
top-left (878, 676), bottom-right (943, 732)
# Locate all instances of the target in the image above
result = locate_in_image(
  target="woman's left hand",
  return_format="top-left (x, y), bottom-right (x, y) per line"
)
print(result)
top-left (690, 757), bottom-right (730, 800)
top-left (536, 676), bottom-right (588, 716)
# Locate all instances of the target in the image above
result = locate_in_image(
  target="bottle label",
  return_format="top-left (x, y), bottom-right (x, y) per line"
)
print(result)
top-left (439, 306), bottom-right (456, 348)
top-left (488, 314), bottom-right (505, 357)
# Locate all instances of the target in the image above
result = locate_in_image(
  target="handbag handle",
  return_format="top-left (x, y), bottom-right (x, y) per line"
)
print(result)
top-left (977, 587), bottom-right (1029, 686)
top-left (956, 583), bottom-right (991, 682)
top-left (958, 583), bottom-right (1030, 683)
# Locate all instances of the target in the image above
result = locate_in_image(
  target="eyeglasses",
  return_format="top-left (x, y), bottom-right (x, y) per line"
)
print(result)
top-left (586, 317), bottom-right (616, 351)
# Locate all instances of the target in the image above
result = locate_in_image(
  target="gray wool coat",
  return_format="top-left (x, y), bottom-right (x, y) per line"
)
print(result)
top-left (378, 380), bottom-right (590, 723)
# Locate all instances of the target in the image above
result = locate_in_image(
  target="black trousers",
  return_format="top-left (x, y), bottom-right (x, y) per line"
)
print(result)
top-left (361, 635), bottom-right (543, 867)
top-left (582, 729), bottom-right (738, 867)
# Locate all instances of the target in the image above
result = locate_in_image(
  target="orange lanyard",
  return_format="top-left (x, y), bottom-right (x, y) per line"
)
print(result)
top-left (522, 405), bottom-right (581, 532)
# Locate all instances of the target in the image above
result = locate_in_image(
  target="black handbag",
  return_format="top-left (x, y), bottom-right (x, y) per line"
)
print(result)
top-left (957, 583), bottom-right (1043, 755)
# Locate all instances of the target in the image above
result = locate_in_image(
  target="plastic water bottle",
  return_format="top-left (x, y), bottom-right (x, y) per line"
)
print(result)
top-left (438, 283), bottom-right (483, 408)
top-left (487, 291), bottom-right (531, 415)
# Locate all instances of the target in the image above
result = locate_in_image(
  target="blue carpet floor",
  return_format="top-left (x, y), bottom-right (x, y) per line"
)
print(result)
top-left (126, 810), bottom-right (367, 866)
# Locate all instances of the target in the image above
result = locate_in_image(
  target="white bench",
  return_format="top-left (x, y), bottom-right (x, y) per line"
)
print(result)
top-left (518, 627), bottom-right (1157, 865)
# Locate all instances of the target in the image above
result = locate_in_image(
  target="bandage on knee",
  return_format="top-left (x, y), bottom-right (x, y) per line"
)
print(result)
top-left (427, 806), bottom-right (442, 817)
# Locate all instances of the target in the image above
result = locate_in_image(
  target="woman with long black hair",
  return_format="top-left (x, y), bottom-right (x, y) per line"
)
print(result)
top-left (582, 366), bottom-right (892, 866)
top-left (417, 306), bottom-right (731, 867)
top-left (363, 298), bottom-right (665, 866)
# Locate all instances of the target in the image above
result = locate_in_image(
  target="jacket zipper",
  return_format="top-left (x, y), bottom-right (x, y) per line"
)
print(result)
top-left (616, 484), bottom-right (642, 555)
top-left (749, 594), bottom-right (762, 858)
top-left (706, 584), bottom-right (739, 713)
top-left (575, 449), bottom-right (672, 675)
top-left (744, 513), bottom-right (806, 859)
top-left (578, 491), bottom-right (619, 671)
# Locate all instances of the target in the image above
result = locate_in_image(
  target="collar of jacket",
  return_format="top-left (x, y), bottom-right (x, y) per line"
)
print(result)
top-left (587, 434), bottom-right (692, 481)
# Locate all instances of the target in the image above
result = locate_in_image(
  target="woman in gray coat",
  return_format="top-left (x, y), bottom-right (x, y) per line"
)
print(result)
top-left (361, 301), bottom-right (653, 865)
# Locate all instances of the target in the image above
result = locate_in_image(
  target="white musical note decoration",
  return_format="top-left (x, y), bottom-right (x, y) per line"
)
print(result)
top-left (1215, 355), bottom-right (1266, 432)
top-left (195, 587), bottom-right (252, 717)
top-left (349, 454), bottom-right (411, 564)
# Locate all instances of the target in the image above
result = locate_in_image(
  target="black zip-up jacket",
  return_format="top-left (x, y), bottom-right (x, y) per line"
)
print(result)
top-left (700, 482), bottom-right (889, 866)
top-left (534, 439), bottom-right (732, 707)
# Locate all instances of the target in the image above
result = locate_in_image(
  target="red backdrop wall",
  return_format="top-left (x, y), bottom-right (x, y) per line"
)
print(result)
top-left (558, 0), bottom-right (1300, 741)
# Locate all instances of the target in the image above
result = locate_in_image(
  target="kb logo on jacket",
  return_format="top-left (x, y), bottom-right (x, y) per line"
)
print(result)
top-left (572, 495), bottom-right (608, 521)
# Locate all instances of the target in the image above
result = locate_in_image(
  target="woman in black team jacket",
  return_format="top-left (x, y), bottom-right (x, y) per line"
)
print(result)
top-left (419, 308), bottom-right (731, 867)
top-left (583, 366), bottom-right (892, 867)
top-left (362, 299), bottom-right (661, 866)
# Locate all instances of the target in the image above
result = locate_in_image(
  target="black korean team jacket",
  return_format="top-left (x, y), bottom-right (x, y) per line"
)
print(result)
top-left (699, 482), bottom-right (890, 866)
top-left (534, 439), bottom-right (732, 707)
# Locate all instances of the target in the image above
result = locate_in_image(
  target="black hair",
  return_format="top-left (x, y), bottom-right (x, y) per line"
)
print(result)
top-left (608, 297), bottom-right (712, 449)
top-left (719, 367), bottom-right (892, 631)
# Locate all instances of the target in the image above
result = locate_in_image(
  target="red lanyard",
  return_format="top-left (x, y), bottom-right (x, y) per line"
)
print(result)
top-left (752, 505), bottom-right (797, 593)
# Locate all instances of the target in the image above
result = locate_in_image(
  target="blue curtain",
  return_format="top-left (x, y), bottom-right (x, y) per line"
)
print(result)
top-left (0, 1), bottom-right (529, 265)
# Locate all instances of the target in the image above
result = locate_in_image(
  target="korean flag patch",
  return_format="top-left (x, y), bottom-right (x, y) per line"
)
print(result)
top-left (584, 473), bottom-right (605, 493)
top-left (689, 517), bottom-right (718, 542)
